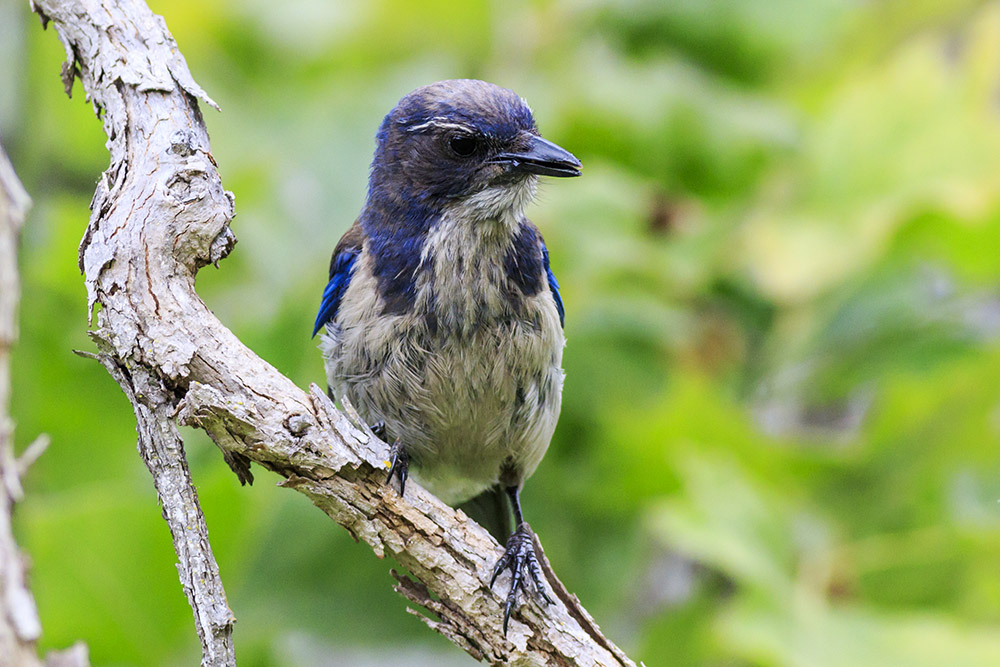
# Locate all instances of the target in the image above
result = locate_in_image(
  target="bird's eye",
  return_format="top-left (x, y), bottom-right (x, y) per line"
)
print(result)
top-left (448, 134), bottom-right (478, 157)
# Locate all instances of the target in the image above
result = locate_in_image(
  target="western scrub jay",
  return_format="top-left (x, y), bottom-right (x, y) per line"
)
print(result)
top-left (313, 79), bottom-right (580, 632)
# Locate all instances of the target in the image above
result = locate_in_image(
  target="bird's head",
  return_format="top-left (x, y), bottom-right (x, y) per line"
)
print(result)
top-left (368, 79), bottom-right (581, 220)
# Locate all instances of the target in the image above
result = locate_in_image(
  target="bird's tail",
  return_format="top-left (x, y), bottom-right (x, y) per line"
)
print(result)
top-left (458, 485), bottom-right (512, 542)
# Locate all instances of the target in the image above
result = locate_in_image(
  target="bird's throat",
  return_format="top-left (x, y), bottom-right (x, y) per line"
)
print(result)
top-left (414, 209), bottom-right (521, 335)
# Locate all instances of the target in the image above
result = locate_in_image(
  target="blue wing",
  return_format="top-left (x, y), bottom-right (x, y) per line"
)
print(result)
top-left (312, 245), bottom-right (360, 337)
top-left (542, 244), bottom-right (564, 328)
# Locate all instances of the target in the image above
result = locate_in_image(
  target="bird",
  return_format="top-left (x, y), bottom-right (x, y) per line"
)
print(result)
top-left (313, 79), bottom-right (580, 633)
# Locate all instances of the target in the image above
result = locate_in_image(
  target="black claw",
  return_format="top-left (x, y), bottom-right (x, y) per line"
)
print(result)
top-left (386, 438), bottom-right (409, 496)
top-left (490, 522), bottom-right (549, 635)
top-left (528, 556), bottom-right (553, 607)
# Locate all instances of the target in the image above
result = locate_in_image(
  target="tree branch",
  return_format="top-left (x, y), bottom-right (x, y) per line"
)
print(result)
top-left (1, 140), bottom-right (90, 666)
top-left (29, 1), bottom-right (639, 664)
top-left (87, 350), bottom-right (238, 666)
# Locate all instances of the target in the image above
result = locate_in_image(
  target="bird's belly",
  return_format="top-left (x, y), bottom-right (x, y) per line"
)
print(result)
top-left (324, 303), bottom-right (563, 505)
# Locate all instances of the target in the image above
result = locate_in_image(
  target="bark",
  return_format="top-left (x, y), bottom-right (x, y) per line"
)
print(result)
top-left (1, 142), bottom-right (90, 666)
top-left (28, 1), bottom-right (640, 665)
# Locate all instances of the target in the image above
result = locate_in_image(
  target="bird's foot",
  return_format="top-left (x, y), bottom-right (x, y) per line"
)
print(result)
top-left (385, 438), bottom-right (409, 496)
top-left (490, 522), bottom-right (552, 635)
top-left (370, 420), bottom-right (387, 441)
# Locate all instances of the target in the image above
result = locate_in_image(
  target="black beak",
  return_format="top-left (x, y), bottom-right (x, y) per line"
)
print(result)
top-left (495, 134), bottom-right (582, 178)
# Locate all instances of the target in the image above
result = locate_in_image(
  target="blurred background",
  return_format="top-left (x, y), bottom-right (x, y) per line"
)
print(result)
top-left (4, 0), bottom-right (1000, 664)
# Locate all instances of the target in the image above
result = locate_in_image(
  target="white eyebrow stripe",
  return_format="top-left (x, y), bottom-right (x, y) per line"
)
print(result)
top-left (405, 118), bottom-right (476, 134)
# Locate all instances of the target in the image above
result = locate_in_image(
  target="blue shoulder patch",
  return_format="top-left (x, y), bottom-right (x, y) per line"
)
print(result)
top-left (313, 249), bottom-right (359, 337)
top-left (542, 244), bottom-right (564, 328)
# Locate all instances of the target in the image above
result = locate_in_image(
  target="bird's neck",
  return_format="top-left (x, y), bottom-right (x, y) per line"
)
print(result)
top-left (361, 182), bottom-right (536, 330)
top-left (421, 207), bottom-right (521, 273)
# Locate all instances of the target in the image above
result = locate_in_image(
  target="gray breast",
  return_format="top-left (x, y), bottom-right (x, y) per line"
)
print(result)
top-left (320, 215), bottom-right (565, 505)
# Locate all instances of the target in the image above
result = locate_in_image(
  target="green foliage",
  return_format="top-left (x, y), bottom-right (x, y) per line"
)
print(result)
top-left (6, 0), bottom-right (1000, 664)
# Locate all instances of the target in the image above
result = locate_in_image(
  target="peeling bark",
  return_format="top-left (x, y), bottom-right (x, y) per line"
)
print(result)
top-left (29, 1), bottom-right (639, 665)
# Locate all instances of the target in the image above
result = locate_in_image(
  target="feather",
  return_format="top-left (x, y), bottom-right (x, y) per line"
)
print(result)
top-left (542, 243), bottom-right (564, 328)
top-left (312, 222), bottom-right (363, 337)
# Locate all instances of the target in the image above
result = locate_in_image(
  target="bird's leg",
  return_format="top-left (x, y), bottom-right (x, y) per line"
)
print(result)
top-left (489, 486), bottom-right (552, 635)
top-left (385, 438), bottom-right (409, 497)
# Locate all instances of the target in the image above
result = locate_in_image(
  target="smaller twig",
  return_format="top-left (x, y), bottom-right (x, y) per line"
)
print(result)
top-left (0, 141), bottom-right (42, 667)
top-left (1, 140), bottom-right (89, 667)
top-left (17, 434), bottom-right (51, 478)
top-left (44, 642), bottom-right (90, 667)
top-left (0, 144), bottom-right (30, 232)
top-left (0, 424), bottom-right (24, 502)
top-left (392, 569), bottom-right (487, 661)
